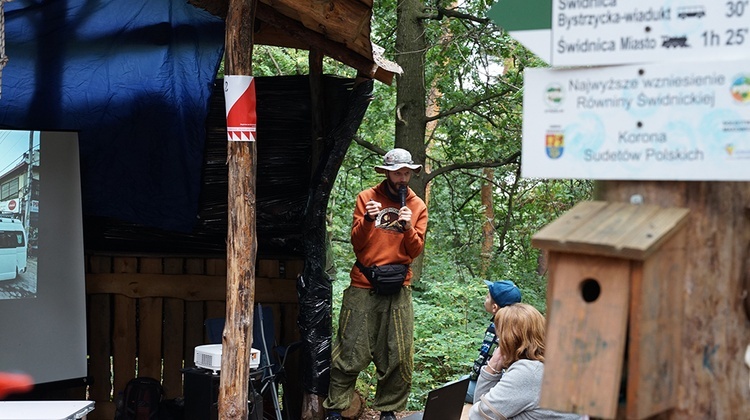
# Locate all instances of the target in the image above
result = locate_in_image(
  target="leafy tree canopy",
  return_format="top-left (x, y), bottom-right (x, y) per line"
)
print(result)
top-left (247, 1), bottom-right (592, 410)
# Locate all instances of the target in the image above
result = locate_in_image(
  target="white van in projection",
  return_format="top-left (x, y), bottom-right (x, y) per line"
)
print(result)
top-left (0, 218), bottom-right (27, 281)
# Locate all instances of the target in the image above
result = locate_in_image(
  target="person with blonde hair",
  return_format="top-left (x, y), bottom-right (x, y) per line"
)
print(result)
top-left (469, 303), bottom-right (583, 419)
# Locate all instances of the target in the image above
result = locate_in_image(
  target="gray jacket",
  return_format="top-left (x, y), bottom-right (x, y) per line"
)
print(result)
top-left (469, 359), bottom-right (583, 420)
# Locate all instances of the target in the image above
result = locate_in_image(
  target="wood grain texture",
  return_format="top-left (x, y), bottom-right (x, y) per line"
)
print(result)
top-left (597, 181), bottom-right (750, 419)
top-left (533, 201), bottom-right (689, 261)
top-left (83, 254), bottom-right (303, 420)
top-left (162, 298), bottom-right (185, 399)
top-left (112, 295), bottom-right (137, 405)
top-left (541, 252), bottom-right (630, 418)
top-left (626, 230), bottom-right (685, 419)
top-left (86, 294), bottom-right (111, 403)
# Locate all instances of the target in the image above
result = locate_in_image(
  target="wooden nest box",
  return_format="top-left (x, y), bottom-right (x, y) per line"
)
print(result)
top-left (532, 201), bottom-right (690, 419)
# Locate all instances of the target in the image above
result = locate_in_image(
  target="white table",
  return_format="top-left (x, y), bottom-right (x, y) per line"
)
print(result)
top-left (0, 401), bottom-right (94, 419)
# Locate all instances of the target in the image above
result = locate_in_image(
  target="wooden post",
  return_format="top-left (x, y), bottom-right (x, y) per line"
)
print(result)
top-left (298, 48), bottom-right (326, 420)
top-left (595, 181), bottom-right (750, 418)
top-left (309, 48), bottom-right (324, 180)
top-left (220, 0), bottom-right (258, 419)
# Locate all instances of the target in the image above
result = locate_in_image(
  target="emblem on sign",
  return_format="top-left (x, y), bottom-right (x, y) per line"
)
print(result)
top-left (730, 75), bottom-right (750, 103)
top-left (544, 83), bottom-right (564, 109)
top-left (545, 129), bottom-right (564, 159)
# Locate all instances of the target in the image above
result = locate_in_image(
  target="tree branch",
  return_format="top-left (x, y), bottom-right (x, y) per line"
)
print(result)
top-left (353, 135), bottom-right (387, 155)
top-left (426, 87), bottom-right (515, 122)
top-left (424, 151), bottom-right (520, 183)
top-left (438, 7), bottom-right (490, 24)
top-left (354, 138), bottom-right (520, 187)
top-left (419, 7), bottom-right (490, 25)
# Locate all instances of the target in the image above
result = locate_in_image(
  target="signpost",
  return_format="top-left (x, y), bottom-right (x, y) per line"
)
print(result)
top-left (488, 0), bottom-right (750, 181)
top-left (489, 0), bottom-right (750, 66)
top-left (521, 59), bottom-right (750, 180)
top-left (490, 2), bottom-right (750, 419)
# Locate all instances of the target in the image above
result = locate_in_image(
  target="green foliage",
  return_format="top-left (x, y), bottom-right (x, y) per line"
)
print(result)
top-left (232, 1), bottom-right (593, 412)
top-left (218, 45), bottom-right (357, 78)
top-left (326, 1), bottom-right (594, 411)
top-left (331, 252), bottom-right (554, 410)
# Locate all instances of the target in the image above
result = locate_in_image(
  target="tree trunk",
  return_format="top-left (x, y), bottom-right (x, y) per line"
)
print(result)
top-left (480, 168), bottom-right (495, 277)
top-left (220, 0), bottom-right (257, 419)
top-left (595, 181), bottom-right (750, 419)
top-left (395, 0), bottom-right (427, 281)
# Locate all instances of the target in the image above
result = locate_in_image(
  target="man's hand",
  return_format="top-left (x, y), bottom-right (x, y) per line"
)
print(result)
top-left (365, 200), bottom-right (382, 219)
top-left (399, 206), bottom-right (413, 230)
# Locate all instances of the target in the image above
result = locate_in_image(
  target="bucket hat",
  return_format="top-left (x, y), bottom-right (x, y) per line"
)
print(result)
top-left (374, 148), bottom-right (423, 173)
top-left (484, 280), bottom-right (522, 307)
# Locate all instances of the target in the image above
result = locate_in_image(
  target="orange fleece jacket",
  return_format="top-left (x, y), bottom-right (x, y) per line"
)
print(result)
top-left (349, 181), bottom-right (428, 289)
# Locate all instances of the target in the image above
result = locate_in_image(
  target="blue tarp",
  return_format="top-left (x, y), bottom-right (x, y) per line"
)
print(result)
top-left (0, 0), bottom-right (225, 232)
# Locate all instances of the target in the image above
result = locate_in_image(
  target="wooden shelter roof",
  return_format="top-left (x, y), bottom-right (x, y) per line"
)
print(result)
top-left (191, 0), bottom-right (402, 84)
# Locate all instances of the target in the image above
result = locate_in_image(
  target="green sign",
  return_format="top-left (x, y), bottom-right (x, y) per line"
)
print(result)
top-left (487, 0), bottom-right (551, 32)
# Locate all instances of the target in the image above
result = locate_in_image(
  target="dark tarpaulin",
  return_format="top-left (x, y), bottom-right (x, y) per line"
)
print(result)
top-left (0, 0), bottom-right (372, 399)
top-left (0, 0), bottom-right (225, 232)
top-left (82, 76), bottom-right (358, 256)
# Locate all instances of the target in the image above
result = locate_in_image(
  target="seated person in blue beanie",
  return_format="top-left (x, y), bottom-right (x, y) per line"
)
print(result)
top-left (462, 280), bottom-right (522, 403)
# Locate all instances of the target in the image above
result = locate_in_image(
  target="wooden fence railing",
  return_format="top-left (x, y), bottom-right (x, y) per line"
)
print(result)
top-left (83, 255), bottom-right (303, 420)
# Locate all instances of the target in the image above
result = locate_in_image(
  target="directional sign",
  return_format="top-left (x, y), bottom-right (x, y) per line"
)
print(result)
top-left (490, 0), bottom-right (750, 66)
top-left (521, 59), bottom-right (750, 180)
top-left (553, 1), bottom-right (750, 66)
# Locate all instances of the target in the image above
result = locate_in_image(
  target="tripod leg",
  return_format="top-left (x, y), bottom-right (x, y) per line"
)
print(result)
top-left (269, 380), bottom-right (283, 420)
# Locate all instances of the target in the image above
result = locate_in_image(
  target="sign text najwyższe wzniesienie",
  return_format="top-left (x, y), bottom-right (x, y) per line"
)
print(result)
top-left (521, 59), bottom-right (750, 180)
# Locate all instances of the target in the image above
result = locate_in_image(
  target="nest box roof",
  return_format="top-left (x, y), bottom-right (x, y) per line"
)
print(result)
top-left (532, 201), bottom-right (690, 261)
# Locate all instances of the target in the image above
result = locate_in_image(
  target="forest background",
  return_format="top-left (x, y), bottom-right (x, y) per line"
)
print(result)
top-left (241, 0), bottom-right (593, 411)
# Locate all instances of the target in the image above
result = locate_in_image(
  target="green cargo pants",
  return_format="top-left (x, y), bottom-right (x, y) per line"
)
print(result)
top-left (324, 286), bottom-right (414, 412)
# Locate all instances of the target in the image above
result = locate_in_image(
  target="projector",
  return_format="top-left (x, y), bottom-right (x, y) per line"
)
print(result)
top-left (194, 344), bottom-right (261, 373)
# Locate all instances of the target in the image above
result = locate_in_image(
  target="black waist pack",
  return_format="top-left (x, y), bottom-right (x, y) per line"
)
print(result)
top-left (356, 260), bottom-right (409, 295)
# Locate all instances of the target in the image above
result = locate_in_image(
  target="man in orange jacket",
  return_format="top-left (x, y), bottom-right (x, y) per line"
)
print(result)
top-left (325, 148), bottom-right (428, 420)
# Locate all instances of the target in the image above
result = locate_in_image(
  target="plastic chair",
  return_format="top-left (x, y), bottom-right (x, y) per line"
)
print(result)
top-left (204, 303), bottom-right (301, 420)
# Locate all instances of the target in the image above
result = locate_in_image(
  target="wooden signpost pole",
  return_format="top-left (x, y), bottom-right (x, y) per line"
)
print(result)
top-left (595, 181), bottom-right (750, 418)
top-left (220, 0), bottom-right (258, 418)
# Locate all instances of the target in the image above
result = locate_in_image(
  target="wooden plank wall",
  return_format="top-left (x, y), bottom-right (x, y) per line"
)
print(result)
top-left (84, 255), bottom-right (303, 420)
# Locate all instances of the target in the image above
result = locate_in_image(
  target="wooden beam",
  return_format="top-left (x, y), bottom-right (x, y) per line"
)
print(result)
top-left (266, 0), bottom-right (373, 55)
top-left (255, 3), bottom-right (385, 83)
top-left (221, 0), bottom-right (258, 418)
top-left (310, 48), bottom-right (324, 180)
top-left (189, 0), bottom-right (397, 84)
top-left (86, 273), bottom-right (298, 302)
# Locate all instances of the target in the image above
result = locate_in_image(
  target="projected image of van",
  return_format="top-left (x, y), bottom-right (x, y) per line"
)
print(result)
top-left (0, 218), bottom-right (28, 281)
top-left (0, 131), bottom-right (39, 297)
top-left (0, 130), bottom-right (88, 386)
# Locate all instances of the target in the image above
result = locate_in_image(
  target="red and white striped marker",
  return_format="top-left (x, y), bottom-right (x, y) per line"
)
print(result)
top-left (224, 75), bottom-right (257, 142)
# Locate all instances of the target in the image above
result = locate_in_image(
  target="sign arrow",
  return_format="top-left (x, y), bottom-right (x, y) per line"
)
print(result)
top-left (488, 0), bottom-right (552, 63)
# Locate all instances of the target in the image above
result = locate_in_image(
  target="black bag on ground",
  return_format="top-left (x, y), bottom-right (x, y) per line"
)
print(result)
top-left (356, 261), bottom-right (409, 295)
top-left (115, 376), bottom-right (164, 420)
